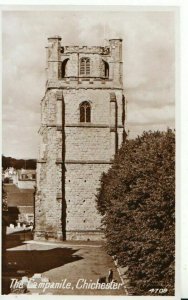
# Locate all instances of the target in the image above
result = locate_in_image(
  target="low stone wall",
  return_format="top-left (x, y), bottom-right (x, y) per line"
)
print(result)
top-left (34, 230), bottom-right (104, 242)
top-left (66, 230), bottom-right (104, 241)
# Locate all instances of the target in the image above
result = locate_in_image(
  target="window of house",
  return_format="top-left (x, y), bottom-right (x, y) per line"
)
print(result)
top-left (80, 101), bottom-right (91, 123)
top-left (80, 58), bottom-right (90, 76)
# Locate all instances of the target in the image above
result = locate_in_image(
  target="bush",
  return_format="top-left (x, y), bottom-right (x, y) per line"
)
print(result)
top-left (96, 130), bottom-right (175, 295)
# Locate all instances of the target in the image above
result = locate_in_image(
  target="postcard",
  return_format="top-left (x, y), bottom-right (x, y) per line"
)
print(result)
top-left (1, 3), bottom-right (182, 299)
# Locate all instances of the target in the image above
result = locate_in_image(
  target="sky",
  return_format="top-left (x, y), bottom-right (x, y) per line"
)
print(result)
top-left (2, 8), bottom-right (176, 159)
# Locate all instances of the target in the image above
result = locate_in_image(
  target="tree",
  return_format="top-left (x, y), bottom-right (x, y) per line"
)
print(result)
top-left (96, 130), bottom-right (175, 295)
top-left (2, 155), bottom-right (37, 170)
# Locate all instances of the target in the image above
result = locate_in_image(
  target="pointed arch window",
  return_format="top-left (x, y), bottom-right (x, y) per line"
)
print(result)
top-left (80, 58), bottom-right (90, 76)
top-left (61, 58), bottom-right (69, 78)
top-left (80, 101), bottom-right (91, 123)
top-left (102, 60), bottom-right (109, 78)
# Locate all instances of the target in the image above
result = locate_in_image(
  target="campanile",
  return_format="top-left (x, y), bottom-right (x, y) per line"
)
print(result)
top-left (34, 36), bottom-right (126, 240)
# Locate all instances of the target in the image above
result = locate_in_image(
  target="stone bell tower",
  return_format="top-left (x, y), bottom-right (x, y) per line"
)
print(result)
top-left (34, 36), bottom-right (126, 241)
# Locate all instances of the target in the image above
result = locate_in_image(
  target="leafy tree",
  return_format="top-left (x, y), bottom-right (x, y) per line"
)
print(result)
top-left (2, 155), bottom-right (37, 170)
top-left (96, 130), bottom-right (175, 295)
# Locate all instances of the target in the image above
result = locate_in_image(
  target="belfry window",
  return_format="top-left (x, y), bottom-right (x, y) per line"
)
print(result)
top-left (102, 60), bottom-right (109, 78)
top-left (80, 58), bottom-right (90, 76)
top-left (80, 101), bottom-right (91, 123)
top-left (61, 58), bottom-right (69, 78)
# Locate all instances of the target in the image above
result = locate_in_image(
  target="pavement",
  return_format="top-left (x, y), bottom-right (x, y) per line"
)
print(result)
top-left (3, 237), bottom-right (126, 295)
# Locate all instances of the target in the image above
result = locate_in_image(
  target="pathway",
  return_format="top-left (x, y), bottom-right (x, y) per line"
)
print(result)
top-left (4, 239), bottom-right (126, 295)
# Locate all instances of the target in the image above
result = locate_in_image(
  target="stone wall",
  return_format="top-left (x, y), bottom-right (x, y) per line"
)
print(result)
top-left (35, 126), bottom-right (63, 239)
top-left (17, 180), bottom-right (35, 189)
top-left (65, 163), bottom-right (110, 239)
top-left (35, 37), bottom-right (125, 241)
top-left (64, 89), bottom-right (113, 124)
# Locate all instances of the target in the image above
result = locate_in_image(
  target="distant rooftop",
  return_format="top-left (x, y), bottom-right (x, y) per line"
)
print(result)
top-left (4, 184), bottom-right (34, 207)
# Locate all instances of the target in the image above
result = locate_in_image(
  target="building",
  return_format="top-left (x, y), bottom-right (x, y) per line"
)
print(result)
top-left (3, 167), bottom-right (18, 185)
top-left (17, 169), bottom-right (36, 189)
top-left (2, 168), bottom-right (36, 189)
top-left (3, 184), bottom-right (34, 225)
top-left (35, 36), bottom-right (126, 241)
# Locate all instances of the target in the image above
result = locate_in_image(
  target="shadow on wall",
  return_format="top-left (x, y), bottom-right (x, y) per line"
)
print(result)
top-left (122, 95), bottom-right (127, 143)
top-left (61, 96), bottom-right (67, 240)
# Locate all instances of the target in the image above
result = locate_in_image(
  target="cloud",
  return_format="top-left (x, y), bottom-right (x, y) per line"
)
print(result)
top-left (2, 9), bottom-right (176, 158)
top-left (127, 104), bottom-right (175, 124)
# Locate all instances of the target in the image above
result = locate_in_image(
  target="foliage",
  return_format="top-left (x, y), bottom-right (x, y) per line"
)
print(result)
top-left (96, 130), bottom-right (175, 295)
top-left (2, 155), bottom-right (36, 170)
top-left (2, 181), bottom-right (8, 211)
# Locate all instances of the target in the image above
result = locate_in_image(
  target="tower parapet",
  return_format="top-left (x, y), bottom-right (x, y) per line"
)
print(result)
top-left (45, 37), bottom-right (123, 88)
top-left (62, 45), bottom-right (110, 55)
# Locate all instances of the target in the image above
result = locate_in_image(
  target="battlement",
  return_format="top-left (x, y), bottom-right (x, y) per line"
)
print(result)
top-left (61, 46), bottom-right (110, 55)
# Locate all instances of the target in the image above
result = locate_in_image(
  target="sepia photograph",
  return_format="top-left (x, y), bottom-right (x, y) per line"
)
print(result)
top-left (1, 5), bottom-right (177, 297)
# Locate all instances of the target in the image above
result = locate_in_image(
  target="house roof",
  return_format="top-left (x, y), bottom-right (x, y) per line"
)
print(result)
top-left (17, 206), bottom-right (34, 213)
top-left (4, 184), bottom-right (34, 207)
top-left (4, 184), bottom-right (20, 193)
top-left (19, 189), bottom-right (34, 193)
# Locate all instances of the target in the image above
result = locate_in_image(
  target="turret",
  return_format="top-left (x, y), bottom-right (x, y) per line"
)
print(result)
top-left (109, 39), bottom-right (123, 86)
top-left (46, 36), bottom-right (62, 80)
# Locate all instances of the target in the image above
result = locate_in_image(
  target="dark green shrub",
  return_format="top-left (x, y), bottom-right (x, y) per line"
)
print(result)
top-left (96, 130), bottom-right (175, 295)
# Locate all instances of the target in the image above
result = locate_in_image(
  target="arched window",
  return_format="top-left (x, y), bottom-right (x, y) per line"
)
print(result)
top-left (80, 101), bottom-right (91, 123)
top-left (61, 58), bottom-right (69, 78)
top-left (80, 58), bottom-right (90, 76)
top-left (102, 60), bottom-right (109, 78)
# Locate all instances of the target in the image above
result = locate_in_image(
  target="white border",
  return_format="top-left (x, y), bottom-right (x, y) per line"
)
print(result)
top-left (0, 1), bottom-right (186, 300)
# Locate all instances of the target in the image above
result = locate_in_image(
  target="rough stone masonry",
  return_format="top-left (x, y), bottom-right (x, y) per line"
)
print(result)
top-left (34, 36), bottom-right (126, 241)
